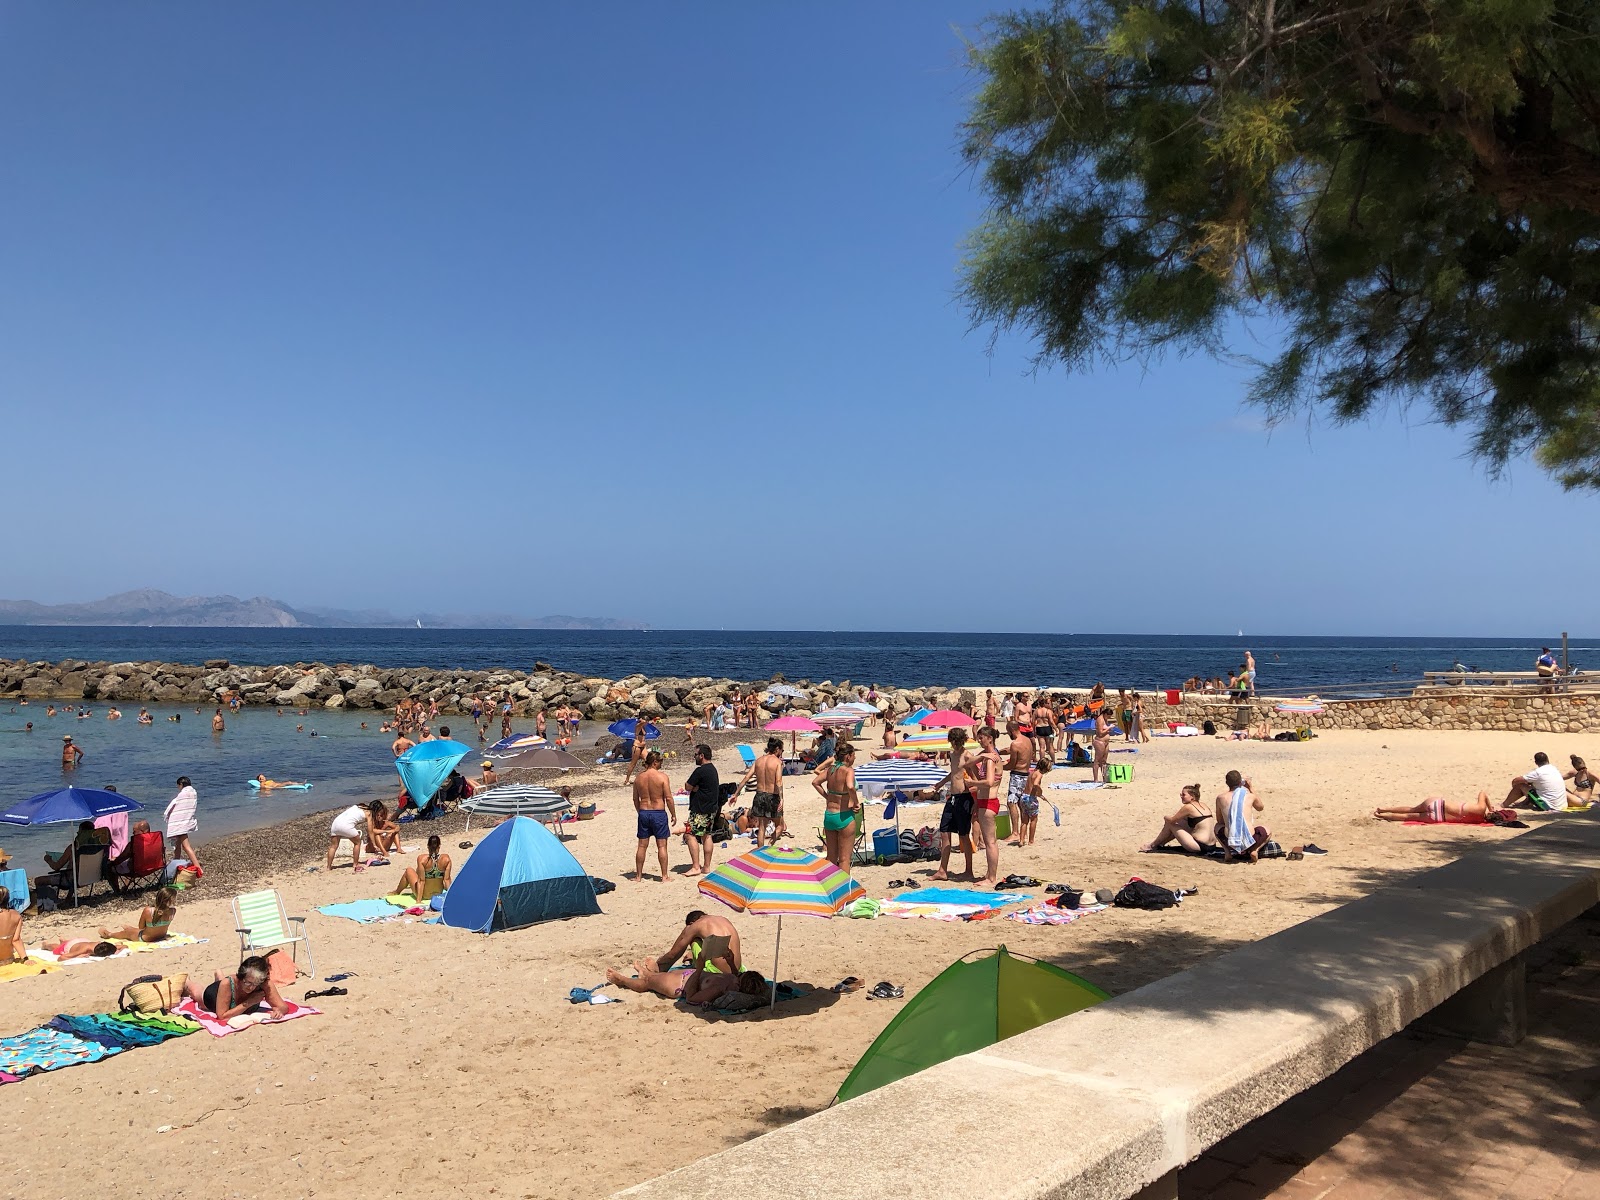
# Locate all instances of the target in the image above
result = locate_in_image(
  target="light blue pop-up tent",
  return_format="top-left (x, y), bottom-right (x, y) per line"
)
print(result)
top-left (440, 816), bottom-right (600, 933)
top-left (395, 739), bottom-right (472, 807)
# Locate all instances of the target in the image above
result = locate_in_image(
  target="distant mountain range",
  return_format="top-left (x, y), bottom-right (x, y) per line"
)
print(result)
top-left (0, 590), bottom-right (647, 630)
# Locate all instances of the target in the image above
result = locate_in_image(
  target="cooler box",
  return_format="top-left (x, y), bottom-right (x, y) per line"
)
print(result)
top-left (995, 811), bottom-right (1012, 840)
top-left (872, 828), bottom-right (901, 859)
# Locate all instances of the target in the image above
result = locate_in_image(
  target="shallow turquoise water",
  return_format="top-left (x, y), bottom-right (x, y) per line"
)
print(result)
top-left (0, 702), bottom-right (514, 864)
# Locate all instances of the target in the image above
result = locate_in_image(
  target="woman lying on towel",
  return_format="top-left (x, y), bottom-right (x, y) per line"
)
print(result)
top-left (184, 955), bottom-right (288, 1020)
top-left (1373, 792), bottom-right (1497, 824)
top-left (98, 886), bottom-right (177, 944)
top-left (44, 939), bottom-right (119, 961)
top-left (604, 962), bottom-right (769, 1005)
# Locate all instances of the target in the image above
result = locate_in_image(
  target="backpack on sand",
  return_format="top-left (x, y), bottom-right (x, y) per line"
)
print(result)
top-left (1112, 880), bottom-right (1180, 911)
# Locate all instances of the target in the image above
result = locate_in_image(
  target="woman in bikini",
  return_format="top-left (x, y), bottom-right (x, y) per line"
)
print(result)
top-left (364, 800), bottom-right (403, 857)
top-left (98, 886), bottom-right (177, 943)
top-left (1091, 709), bottom-right (1113, 783)
top-left (1373, 792), bottom-right (1495, 824)
top-left (1563, 755), bottom-right (1596, 808)
top-left (0, 888), bottom-right (23, 964)
top-left (813, 743), bottom-right (859, 872)
top-left (1140, 785), bottom-right (1218, 853)
top-left (185, 955), bottom-right (289, 1020)
top-left (396, 834), bottom-right (452, 901)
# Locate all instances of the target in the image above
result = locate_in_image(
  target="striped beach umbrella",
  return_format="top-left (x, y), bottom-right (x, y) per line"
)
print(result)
top-left (852, 760), bottom-right (947, 790)
top-left (811, 709), bottom-right (863, 728)
top-left (698, 846), bottom-right (865, 1009)
top-left (460, 783), bottom-right (571, 833)
top-left (485, 733), bottom-right (548, 759)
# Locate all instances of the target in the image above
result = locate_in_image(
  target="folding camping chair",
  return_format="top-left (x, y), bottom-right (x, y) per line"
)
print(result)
top-left (120, 831), bottom-right (167, 892)
top-left (234, 889), bottom-right (315, 980)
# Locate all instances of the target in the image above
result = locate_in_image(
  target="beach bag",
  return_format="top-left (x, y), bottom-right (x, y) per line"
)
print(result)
top-left (914, 826), bottom-right (940, 858)
top-left (1202, 720), bottom-right (1217, 736)
top-left (898, 829), bottom-right (921, 856)
top-left (1112, 880), bottom-right (1180, 911)
top-left (119, 972), bottom-right (187, 1015)
top-left (172, 866), bottom-right (200, 889)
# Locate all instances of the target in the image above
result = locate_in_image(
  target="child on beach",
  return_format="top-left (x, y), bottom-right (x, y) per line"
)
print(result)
top-left (1016, 759), bottom-right (1046, 846)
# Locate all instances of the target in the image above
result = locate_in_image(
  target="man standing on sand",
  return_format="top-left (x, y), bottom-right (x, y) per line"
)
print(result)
top-left (731, 737), bottom-right (785, 848)
top-left (929, 727), bottom-right (975, 881)
top-left (61, 735), bottom-right (83, 769)
top-left (632, 750), bottom-right (676, 883)
top-left (1004, 722), bottom-right (1034, 848)
top-left (968, 725), bottom-right (1004, 885)
top-left (683, 744), bottom-right (722, 876)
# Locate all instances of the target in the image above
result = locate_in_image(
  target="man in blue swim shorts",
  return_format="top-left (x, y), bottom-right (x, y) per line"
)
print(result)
top-left (633, 750), bottom-right (677, 883)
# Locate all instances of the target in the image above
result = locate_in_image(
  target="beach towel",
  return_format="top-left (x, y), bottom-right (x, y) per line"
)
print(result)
top-left (1223, 785), bottom-right (1254, 852)
top-left (1050, 782), bottom-right (1110, 791)
top-left (901, 887), bottom-right (1026, 909)
top-left (0, 1026), bottom-right (117, 1075)
top-left (1007, 903), bottom-right (1108, 926)
top-left (0, 961), bottom-right (58, 984)
top-left (46, 1013), bottom-right (194, 1051)
top-left (317, 898), bottom-right (408, 924)
top-left (26, 934), bottom-right (202, 966)
top-left (879, 901), bottom-right (990, 921)
top-left (171, 997), bottom-right (321, 1038)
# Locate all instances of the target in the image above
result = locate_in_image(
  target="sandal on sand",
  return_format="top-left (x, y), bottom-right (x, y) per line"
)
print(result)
top-left (305, 986), bottom-right (348, 1000)
top-left (866, 982), bottom-right (904, 1000)
top-left (832, 977), bottom-right (863, 993)
top-left (458, 841), bottom-right (474, 850)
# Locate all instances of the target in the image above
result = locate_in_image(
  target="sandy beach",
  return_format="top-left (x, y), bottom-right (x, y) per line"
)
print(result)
top-left (0, 719), bottom-right (1589, 1199)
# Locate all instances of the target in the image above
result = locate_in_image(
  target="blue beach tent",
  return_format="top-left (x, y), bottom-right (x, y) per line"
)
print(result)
top-left (394, 739), bottom-right (473, 806)
top-left (440, 816), bottom-right (601, 933)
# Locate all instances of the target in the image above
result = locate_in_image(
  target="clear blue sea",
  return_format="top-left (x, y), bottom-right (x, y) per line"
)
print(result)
top-left (0, 628), bottom-right (1589, 862)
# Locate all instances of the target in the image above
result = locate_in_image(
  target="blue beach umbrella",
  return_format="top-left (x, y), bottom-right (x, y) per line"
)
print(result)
top-left (0, 787), bottom-right (143, 826)
top-left (898, 708), bottom-right (933, 728)
top-left (486, 733), bottom-right (548, 759)
top-left (606, 719), bottom-right (659, 740)
top-left (1063, 718), bottom-right (1098, 733)
top-left (395, 739), bottom-right (473, 807)
top-left (0, 787), bottom-right (144, 908)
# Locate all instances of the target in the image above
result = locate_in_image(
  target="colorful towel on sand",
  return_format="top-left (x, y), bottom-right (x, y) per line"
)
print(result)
top-left (0, 1026), bottom-right (117, 1075)
top-left (27, 933), bottom-right (203, 966)
top-left (0, 961), bottom-right (58, 984)
top-left (46, 1013), bottom-right (196, 1051)
top-left (171, 997), bottom-right (321, 1038)
top-left (317, 898), bottom-right (408, 923)
top-left (1007, 903), bottom-right (1108, 926)
top-left (1050, 782), bottom-right (1111, 790)
top-left (902, 887), bottom-right (1026, 908)
top-left (880, 901), bottom-right (988, 921)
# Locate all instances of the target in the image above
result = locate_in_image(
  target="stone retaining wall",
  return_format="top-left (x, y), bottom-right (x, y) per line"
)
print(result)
top-left (1165, 691), bottom-right (1600, 734)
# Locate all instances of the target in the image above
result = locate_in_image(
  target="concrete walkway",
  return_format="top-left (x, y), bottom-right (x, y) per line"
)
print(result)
top-left (1176, 913), bottom-right (1600, 1199)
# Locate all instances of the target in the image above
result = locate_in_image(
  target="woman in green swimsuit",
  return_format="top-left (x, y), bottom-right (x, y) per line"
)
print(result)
top-left (396, 835), bottom-right (452, 901)
top-left (98, 886), bottom-right (177, 943)
top-left (813, 743), bottom-right (859, 873)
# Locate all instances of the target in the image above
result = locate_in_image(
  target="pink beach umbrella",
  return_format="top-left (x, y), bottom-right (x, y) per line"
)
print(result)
top-left (764, 714), bottom-right (822, 755)
top-left (918, 709), bottom-right (978, 728)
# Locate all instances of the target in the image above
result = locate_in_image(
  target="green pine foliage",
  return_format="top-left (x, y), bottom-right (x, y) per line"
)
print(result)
top-left (961, 1), bottom-right (1600, 487)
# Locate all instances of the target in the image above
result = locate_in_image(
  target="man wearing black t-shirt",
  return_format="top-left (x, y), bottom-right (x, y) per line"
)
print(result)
top-left (684, 744), bottom-right (722, 876)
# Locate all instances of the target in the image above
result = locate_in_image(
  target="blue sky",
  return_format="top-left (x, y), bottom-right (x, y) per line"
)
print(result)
top-left (1, 3), bottom-right (1593, 637)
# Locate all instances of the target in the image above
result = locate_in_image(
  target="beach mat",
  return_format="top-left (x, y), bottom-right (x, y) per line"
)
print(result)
top-left (27, 933), bottom-right (203, 967)
top-left (171, 997), bottom-right (321, 1037)
top-left (0, 1026), bottom-right (118, 1076)
top-left (905, 887), bottom-right (1027, 908)
top-left (1007, 903), bottom-right (1109, 926)
top-left (0, 961), bottom-right (58, 984)
top-left (317, 898), bottom-right (408, 923)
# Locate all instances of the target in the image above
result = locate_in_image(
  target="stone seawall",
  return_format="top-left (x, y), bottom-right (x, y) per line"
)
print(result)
top-left (1166, 691), bottom-right (1600, 734)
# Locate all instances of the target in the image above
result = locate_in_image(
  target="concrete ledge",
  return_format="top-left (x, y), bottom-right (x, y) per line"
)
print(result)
top-left (615, 813), bottom-right (1600, 1200)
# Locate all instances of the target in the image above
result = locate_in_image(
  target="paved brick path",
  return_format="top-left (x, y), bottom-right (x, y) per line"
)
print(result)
top-left (1178, 914), bottom-right (1600, 1199)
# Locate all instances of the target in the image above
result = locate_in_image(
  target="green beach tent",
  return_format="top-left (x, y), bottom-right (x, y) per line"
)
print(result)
top-left (834, 946), bottom-right (1108, 1104)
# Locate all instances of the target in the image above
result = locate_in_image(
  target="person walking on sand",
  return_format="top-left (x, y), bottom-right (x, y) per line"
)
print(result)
top-left (632, 751), bottom-right (676, 883)
top-left (967, 725), bottom-right (1004, 885)
top-left (164, 776), bottom-right (201, 875)
top-left (1244, 649), bottom-right (1257, 696)
top-left (622, 721), bottom-right (650, 786)
top-left (731, 737), bottom-right (786, 848)
top-left (929, 727), bottom-right (975, 882)
top-left (1130, 691), bottom-right (1149, 744)
top-left (1004, 722), bottom-right (1034, 847)
top-left (60, 735), bottom-right (83, 769)
top-left (683, 744), bottom-right (722, 876)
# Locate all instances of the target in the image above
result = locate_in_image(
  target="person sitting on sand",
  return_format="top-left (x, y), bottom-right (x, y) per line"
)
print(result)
top-left (1216, 771), bottom-right (1270, 862)
top-left (475, 760), bottom-right (500, 791)
top-left (1505, 751), bottom-right (1569, 811)
top-left (653, 910), bottom-right (741, 976)
top-left (327, 804), bottom-right (371, 872)
top-left (0, 888), bottom-right (24, 964)
top-left (1140, 785), bottom-right (1219, 854)
top-left (396, 834), bottom-right (452, 900)
top-left (1373, 792), bottom-right (1495, 824)
top-left (98, 886), bottom-right (178, 943)
top-left (1563, 755), bottom-right (1596, 808)
top-left (364, 800), bottom-right (403, 857)
top-left (184, 955), bottom-right (289, 1020)
top-left (605, 962), bottom-right (769, 1005)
